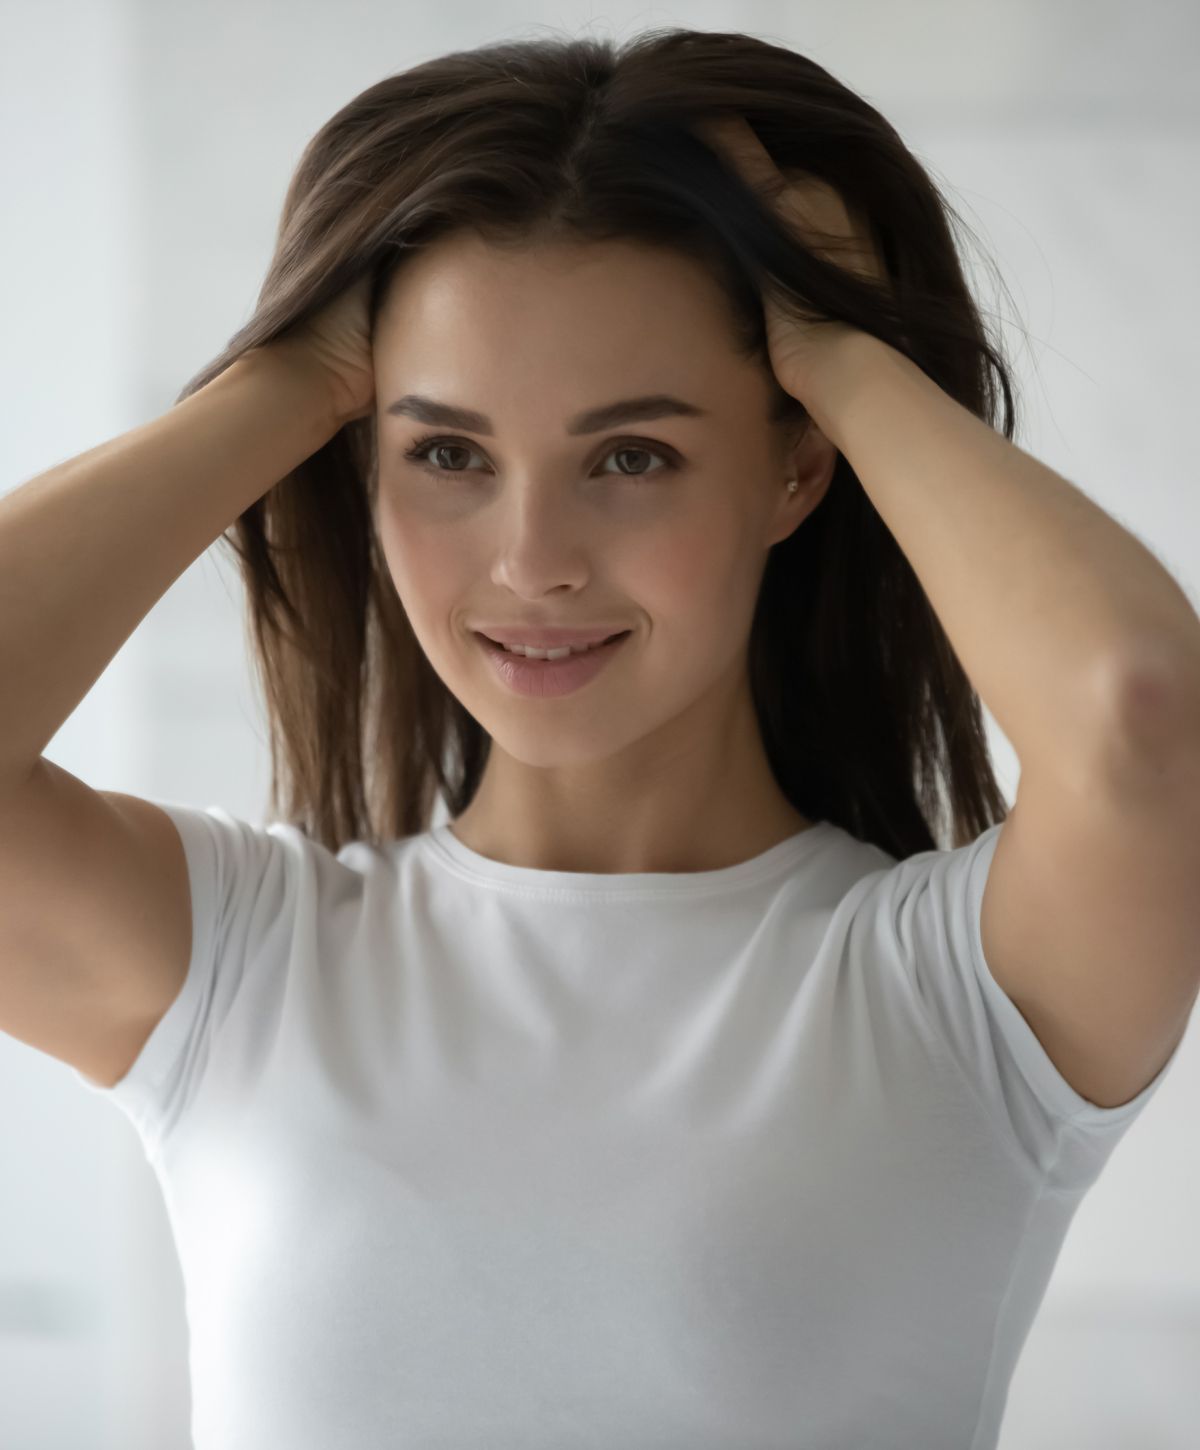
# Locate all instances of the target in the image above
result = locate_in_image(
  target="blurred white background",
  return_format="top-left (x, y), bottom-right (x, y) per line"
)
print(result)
top-left (1, 0), bottom-right (1198, 1445)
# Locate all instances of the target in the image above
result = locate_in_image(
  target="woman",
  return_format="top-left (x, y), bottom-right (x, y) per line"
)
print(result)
top-left (6, 25), bottom-right (1195, 1450)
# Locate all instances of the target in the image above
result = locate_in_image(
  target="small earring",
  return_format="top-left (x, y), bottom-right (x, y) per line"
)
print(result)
top-left (786, 478), bottom-right (799, 495)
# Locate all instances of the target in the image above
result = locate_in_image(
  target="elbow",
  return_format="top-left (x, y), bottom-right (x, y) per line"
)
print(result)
top-left (1097, 640), bottom-right (1200, 793)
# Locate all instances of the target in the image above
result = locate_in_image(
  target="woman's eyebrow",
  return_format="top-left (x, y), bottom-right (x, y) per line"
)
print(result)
top-left (384, 393), bottom-right (709, 436)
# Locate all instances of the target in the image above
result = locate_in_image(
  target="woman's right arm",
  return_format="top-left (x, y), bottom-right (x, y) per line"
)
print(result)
top-left (0, 346), bottom-right (344, 1087)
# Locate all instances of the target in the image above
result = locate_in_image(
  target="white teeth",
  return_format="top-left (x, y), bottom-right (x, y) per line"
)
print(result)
top-left (499, 638), bottom-right (610, 660)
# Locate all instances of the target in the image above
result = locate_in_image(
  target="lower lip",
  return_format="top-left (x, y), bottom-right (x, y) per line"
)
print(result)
top-left (476, 631), bottom-right (632, 697)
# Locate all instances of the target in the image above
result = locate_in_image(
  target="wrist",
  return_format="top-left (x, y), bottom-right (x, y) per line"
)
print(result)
top-left (798, 329), bottom-right (897, 454)
top-left (240, 342), bottom-right (346, 444)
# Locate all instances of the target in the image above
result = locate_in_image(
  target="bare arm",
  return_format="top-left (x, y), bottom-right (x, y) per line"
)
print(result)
top-left (0, 348), bottom-right (340, 791)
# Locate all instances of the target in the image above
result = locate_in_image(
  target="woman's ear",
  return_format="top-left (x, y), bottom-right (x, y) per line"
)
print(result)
top-left (767, 415), bottom-right (839, 547)
top-left (794, 414), bottom-right (839, 490)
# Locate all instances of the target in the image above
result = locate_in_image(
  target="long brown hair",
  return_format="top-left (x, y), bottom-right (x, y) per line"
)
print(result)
top-left (177, 26), bottom-right (1016, 859)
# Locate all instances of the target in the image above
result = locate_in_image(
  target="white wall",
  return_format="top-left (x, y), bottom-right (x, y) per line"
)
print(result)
top-left (2, 1), bottom-right (1198, 1445)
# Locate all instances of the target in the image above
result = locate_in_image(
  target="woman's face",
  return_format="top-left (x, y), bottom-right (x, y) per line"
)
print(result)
top-left (370, 229), bottom-right (831, 775)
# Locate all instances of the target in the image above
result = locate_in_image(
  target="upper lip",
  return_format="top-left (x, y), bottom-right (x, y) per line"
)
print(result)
top-left (473, 624), bottom-right (631, 648)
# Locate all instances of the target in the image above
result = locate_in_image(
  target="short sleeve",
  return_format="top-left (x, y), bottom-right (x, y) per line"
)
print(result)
top-left (70, 798), bottom-right (294, 1164)
top-left (852, 821), bottom-right (1185, 1190)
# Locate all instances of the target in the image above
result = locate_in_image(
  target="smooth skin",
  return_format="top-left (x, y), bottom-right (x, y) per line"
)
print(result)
top-left (369, 230), bottom-right (835, 875)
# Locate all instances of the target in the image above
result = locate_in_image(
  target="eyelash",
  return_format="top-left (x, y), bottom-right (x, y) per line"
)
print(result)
top-left (400, 432), bottom-right (679, 482)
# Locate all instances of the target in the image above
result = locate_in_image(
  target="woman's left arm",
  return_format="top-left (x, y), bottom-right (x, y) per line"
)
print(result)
top-left (811, 330), bottom-right (1200, 1111)
top-left (700, 111), bottom-right (1200, 1108)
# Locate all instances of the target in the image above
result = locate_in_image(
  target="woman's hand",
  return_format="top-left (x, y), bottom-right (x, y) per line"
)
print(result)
top-left (694, 115), bottom-right (888, 407)
top-left (267, 273), bottom-right (377, 429)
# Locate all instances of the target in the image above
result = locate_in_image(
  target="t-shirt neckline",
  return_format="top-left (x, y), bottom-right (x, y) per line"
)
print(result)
top-left (422, 819), bottom-right (836, 897)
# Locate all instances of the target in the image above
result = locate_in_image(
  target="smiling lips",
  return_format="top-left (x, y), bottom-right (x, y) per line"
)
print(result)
top-left (477, 628), bottom-right (631, 697)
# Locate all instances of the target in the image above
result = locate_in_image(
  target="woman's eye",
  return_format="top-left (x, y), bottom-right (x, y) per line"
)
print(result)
top-left (597, 445), bottom-right (672, 478)
top-left (404, 439), bottom-right (482, 473)
top-left (401, 435), bottom-right (676, 480)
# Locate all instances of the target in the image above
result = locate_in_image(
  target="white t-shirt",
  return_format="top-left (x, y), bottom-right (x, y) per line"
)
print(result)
top-left (74, 803), bottom-right (1181, 1449)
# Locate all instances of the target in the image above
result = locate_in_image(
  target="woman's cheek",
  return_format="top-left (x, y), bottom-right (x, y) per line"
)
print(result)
top-left (646, 511), bottom-right (738, 610)
top-left (374, 493), bottom-right (459, 609)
